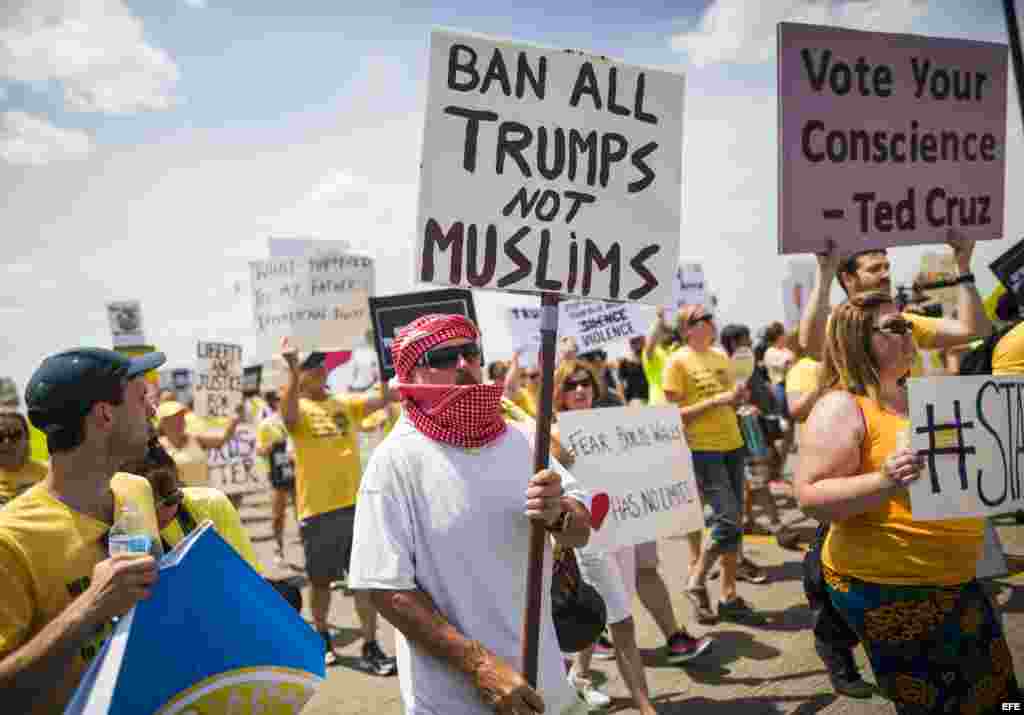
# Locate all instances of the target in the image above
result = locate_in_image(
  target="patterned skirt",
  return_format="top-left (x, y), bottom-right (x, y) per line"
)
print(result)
top-left (824, 565), bottom-right (1019, 715)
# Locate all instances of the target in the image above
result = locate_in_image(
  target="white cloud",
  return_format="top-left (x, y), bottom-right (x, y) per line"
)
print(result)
top-left (0, 0), bottom-right (180, 113)
top-left (672, 0), bottom-right (929, 67)
top-left (0, 110), bottom-right (92, 165)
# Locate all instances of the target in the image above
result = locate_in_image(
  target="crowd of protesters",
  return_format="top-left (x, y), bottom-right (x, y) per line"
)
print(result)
top-left (1, 232), bottom-right (1023, 714)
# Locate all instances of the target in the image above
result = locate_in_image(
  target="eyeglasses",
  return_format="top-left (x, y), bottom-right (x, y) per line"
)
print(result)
top-left (417, 343), bottom-right (482, 370)
top-left (874, 318), bottom-right (913, 336)
top-left (0, 429), bottom-right (26, 444)
top-left (157, 490), bottom-right (183, 509)
top-left (688, 314), bottom-right (713, 327)
top-left (563, 376), bottom-right (594, 391)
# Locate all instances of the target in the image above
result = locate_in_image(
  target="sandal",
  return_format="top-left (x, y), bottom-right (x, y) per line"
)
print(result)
top-left (736, 557), bottom-right (768, 584)
top-left (684, 585), bottom-right (718, 625)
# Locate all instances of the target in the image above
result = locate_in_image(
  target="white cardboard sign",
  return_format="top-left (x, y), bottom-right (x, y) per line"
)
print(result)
top-left (778, 23), bottom-right (1007, 254)
top-left (193, 342), bottom-right (243, 420)
top-left (106, 301), bottom-right (145, 348)
top-left (249, 255), bottom-right (372, 351)
top-left (416, 28), bottom-right (684, 305)
top-left (207, 427), bottom-right (268, 496)
top-left (559, 299), bottom-right (649, 353)
top-left (503, 305), bottom-right (543, 360)
top-left (671, 262), bottom-right (706, 309)
top-left (555, 406), bottom-right (703, 551)
top-left (908, 376), bottom-right (1024, 520)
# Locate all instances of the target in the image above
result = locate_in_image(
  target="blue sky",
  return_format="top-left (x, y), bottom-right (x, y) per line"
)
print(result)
top-left (1, 0), bottom-right (1022, 393)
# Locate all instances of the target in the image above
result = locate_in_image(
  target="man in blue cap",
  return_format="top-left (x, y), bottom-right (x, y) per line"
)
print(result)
top-left (0, 348), bottom-right (165, 714)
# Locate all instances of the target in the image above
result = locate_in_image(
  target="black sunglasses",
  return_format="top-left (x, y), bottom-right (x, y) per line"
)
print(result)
top-left (563, 376), bottom-right (594, 391)
top-left (417, 343), bottom-right (482, 370)
top-left (0, 429), bottom-right (26, 444)
top-left (157, 490), bottom-right (183, 509)
top-left (874, 318), bottom-right (913, 336)
top-left (688, 314), bottom-right (714, 326)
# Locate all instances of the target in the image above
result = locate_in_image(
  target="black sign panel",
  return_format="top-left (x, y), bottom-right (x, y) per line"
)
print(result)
top-left (369, 289), bottom-right (478, 381)
top-left (990, 237), bottom-right (1024, 299)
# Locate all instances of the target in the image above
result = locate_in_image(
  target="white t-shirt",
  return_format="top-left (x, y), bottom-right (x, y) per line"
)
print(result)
top-left (763, 346), bottom-right (795, 385)
top-left (349, 416), bottom-right (586, 715)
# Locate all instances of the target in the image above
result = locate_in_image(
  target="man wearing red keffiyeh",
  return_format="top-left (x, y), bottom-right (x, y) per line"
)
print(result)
top-left (348, 313), bottom-right (593, 715)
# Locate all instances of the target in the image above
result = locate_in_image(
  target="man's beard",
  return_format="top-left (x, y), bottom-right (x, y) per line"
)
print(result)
top-left (454, 368), bottom-right (480, 385)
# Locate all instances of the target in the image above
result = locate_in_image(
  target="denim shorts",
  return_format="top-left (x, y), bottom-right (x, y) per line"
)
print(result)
top-left (690, 448), bottom-right (746, 554)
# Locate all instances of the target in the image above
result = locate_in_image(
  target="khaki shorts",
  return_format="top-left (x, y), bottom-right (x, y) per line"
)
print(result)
top-left (635, 540), bottom-right (659, 569)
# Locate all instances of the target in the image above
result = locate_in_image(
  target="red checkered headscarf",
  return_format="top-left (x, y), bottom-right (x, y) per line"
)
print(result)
top-left (392, 313), bottom-right (506, 449)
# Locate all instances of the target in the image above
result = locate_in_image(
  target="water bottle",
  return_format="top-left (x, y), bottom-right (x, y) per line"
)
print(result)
top-left (108, 501), bottom-right (155, 557)
top-left (738, 406), bottom-right (769, 458)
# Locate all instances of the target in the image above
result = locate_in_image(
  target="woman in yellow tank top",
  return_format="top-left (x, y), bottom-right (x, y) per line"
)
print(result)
top-left (796, 291), bottom-right (1018, 714)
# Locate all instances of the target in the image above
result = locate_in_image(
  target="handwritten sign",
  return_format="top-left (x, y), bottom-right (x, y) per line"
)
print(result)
top-left (671, 262), bottom-right (706, 309)
top-left (555, 406), bottom-right (703, 551)
top-left (250, 253), bottom-right (372, 351)
top-left (415, 29), bottom-right (683, 304)
top-left (193, 342), bottom-right (243, 419)
top-left (908, 376), bottom-right (1024, 519)
top-left (559, 299), bottom-right (649, 353)
top-left (106, 301), bottom-right (145, 347)
top-left (504, 305), bottom-right (543, 359)
top-left (778, 23), bottom-right (1007, 254)
top-left (208, 427), bottom-right (268, 496)
top-left (368, 289), bottom-right (478, 381)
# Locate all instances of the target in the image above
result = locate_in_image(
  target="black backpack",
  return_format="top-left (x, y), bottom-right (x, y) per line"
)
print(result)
top-left (958, 323), bottom-right (1018, 375)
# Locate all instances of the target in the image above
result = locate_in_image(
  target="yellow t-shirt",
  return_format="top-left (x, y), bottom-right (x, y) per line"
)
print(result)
top-left (28, 424), bottom-right (49, 465)
top-left (0, 460), bottom-right (47, 505)
top-left (784, 357), bottom-right (822, 402)
top-left (0, 474), bottom-right (157, 715)
top-left (641, 343), bottom-right (675, 406)
top-left (992, 322), bottom-right (1024, 375)
top-left (822, 395), bottom-right (983, 586)
top-left (160, 433), bottom-right (209, 487)
top-left (288, 394), bottom-right (367, 520)
top-left (161, 487), bottom-right (263, 574)
top-left (256, 416), bottom-right (289, 475)
top-left (662, 346), bottom-right (744, 452)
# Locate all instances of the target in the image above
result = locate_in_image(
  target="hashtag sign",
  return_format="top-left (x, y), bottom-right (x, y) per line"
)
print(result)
top-left (915, 400), bottom-right (976, 495)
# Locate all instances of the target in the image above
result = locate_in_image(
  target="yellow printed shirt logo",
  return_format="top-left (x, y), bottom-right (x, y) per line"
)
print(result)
top-left (155, 666), bottom-right (321, 715)
top-left (307, 403), bottom-right (351, 440)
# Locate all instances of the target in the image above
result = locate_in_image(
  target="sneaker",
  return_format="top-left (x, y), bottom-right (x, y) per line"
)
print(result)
top-left (361, 640), bottom-right (398, 676)
top-left (717, 596), bottom-right (766, 625)
top-left (736, 557), bottom-right (768, 584)
top-left (320, 631), bottom-right (338, 667)
top-left (814, 640), bottom-right (873, 699)
top-left (665, 631), bottom-right (713, 664)
top-left (568, 668), bottom-right (611, 708)
top-left (775, 529), bottom-right (801, 550)
top-left (592, 631), bottom-right (616, 660)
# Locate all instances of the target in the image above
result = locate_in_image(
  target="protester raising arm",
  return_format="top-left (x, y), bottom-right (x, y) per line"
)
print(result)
top-left (798, 240), bottom-right (840, 360)
top-left (193, 408), bottom-right (242, 450)
top-left (644, 307), bottom-right (673, 360)
top-left (279, 338), bottom-right (302, 431)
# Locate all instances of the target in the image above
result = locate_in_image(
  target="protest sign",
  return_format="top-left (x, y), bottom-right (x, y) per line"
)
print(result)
top-left (908, 376), bottom-right (1024, 519)
top-left (193, 341), bottom-right (243, 419)
top-left (782, 259), bottom-right (816, 331)
top-left (778, 23), bottom-right (1008, 254)
top-left (559, 299), bottom-right (649, 353)
top-left (368, 288), bottom-right (478, 381)
top-left (242, 365), bottom-right (263, 395)
top-left (208, 427), bottom-right (268, 496)
top-left (268, 237), bottom-right (352, 258)
top-left (250, 252), bottom-right (372, 351)
top-left (106, 301), bottom-right (145, 348)
top-left (65, 523), bottom-right (324, 715)
top-left (990, 236), bottom-right (1024, 298)
top-left (415, 29), bottom-right (684, 304)
top-left (554, 406), bottom-right (703, 551)
top-left (671, 262), bottom-right (706, 309)
top-left (504, 304), bottom-right (543, 359)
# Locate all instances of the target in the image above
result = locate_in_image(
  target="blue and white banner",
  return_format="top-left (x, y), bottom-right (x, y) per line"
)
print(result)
top-left (66, 522), bottom-right (324, 715)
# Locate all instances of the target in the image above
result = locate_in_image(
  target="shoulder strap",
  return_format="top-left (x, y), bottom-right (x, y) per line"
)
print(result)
top-left (174, 501), bottom-right (199, 537)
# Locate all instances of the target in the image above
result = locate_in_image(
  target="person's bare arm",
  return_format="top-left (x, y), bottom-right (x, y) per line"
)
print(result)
top-left (920, 231), bottom-right (992, 349)
top-left (0, 556), bottom-right (157, 709)
top-left (279, 338), bottom-right (301, 430)
top-left (799, 241), bottom-right (840, 360)
top-left (795, 392), bottom-right (919, 522)
top-left (645, 308), bottom-right (671, 359)
top-left (665, 385), bottom-right (744, 424)
top-left (369, 588), bottom-right (545, 712)
top-left (362, 382), bottom-right (397, 416)
top-left (196, 414), bottom-right (240, 450)
top-left (786, 385), bottom-right (826, 423)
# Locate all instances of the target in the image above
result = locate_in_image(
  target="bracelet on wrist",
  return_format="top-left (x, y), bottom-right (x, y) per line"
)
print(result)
top-left (957, 272), bottom-right (975, 285)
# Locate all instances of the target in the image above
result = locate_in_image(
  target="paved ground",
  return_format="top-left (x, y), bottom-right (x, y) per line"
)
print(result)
top-left (238, 474), bottom-right (1024, 715)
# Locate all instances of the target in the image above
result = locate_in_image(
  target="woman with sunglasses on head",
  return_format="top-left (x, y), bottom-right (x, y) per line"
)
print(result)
top-left (551, 359), bottom-right (658, 715)
top-left (0, 411), bottom-right (46, 507)
top-left (797, 291), bottom-right (1018, 714)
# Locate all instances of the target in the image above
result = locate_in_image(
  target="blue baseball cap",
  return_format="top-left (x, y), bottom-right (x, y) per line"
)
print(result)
top-left (25, 348), bottom-right (165, 434)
